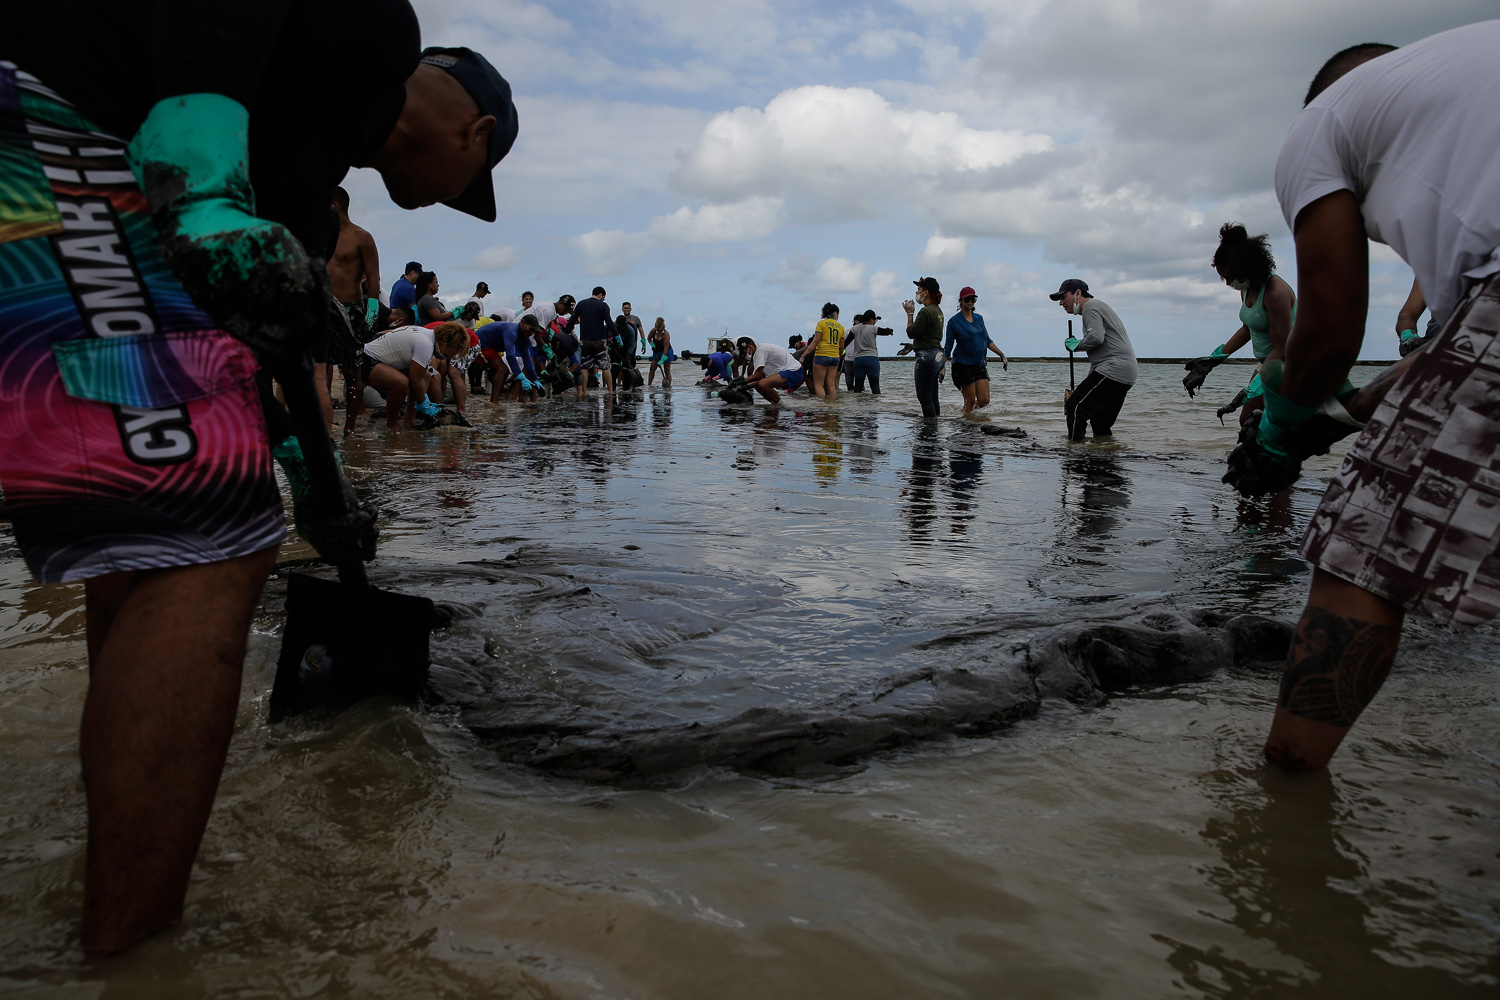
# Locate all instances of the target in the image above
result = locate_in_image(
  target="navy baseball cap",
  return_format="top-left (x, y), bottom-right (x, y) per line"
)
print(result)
top-left (1050, 278), bottom-right (1089, 300)
top-left (419, 46), bottom-right (520, 223)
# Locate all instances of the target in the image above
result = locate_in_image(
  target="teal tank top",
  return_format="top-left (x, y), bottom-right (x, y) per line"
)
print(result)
top-left (1239, 273), bottom-right (1295, 360)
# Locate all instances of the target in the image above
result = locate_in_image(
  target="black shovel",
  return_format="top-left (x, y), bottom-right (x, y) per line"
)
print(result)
top-left (267, 354), bottom-right (438, 721)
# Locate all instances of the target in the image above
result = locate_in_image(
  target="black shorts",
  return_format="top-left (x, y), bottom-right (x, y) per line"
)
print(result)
top-left (951, 362), bottom-right (989, 388)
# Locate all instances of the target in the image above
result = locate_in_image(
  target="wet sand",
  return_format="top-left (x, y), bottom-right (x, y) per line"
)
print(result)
top-left (1, 363), bottom-right (1496, 997)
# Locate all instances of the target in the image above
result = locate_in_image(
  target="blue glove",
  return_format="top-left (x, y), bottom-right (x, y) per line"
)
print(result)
top-left (518, 376), bottom-right (533, 391)
top-left (415, 399), bottom-right (442, 418)
top-left (127, 94), bottom-right (321, 370)
top-left (1398, 328), bottom-right (1423, 357)
top-left (1064, 336), bottom-right (1080, 352)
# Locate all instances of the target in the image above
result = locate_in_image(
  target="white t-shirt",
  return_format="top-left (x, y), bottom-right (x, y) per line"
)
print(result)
top-left (1275, 20), bottom-right (1500, 329)
top-left (752, 342), bottom-right (796, 377)
top-left (525, 301), bottom-right (559, 332)
top-left (364, 326), bottom-right (436, 371)
top-left (490, 307), bottom-right (515, 323)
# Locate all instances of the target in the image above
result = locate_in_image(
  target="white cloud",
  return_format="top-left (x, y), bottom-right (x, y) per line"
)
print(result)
top-left (469, 244), bottom-right (523, 270)
top-left (572, 229), bottom-right (651, 274)
top-left (816, 257), bottom-right (868, 292)
top-left (672, 85), bottom-right (1053, 211)
top-left (648, 197), bottom-right (785, 243)
top-left (917, 234), bottom-right (970, 271)
top-left (869, 269), bottom-right (902, 304)
top-left (846, 28), bottom-right (923, 59)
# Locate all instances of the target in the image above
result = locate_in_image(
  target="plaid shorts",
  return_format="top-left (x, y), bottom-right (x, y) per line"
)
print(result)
top-left (1302, 271), bottom-right (1500, 626)
top-left (580, 341), bottom-right (609, 372)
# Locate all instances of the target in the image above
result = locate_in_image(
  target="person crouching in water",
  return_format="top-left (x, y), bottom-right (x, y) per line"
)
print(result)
top-left (807, 302), bottom-right (845, 399)
top-left (702, 339), bottom-right (735, 383)
top-left (737, 336), bottom-right (805, 403)
top-left (362, 322), bottom-right (472, 429)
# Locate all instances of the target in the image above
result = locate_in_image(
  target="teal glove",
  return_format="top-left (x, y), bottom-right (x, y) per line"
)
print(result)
top-left (127, 94), bottom-right (320, 370)
top-left (364, 297), bottom-right (379, 327)
top-left (272, 435), bottom-right (377, 562)
top-left (1255, 385), bottom-right (1319, 460)
top-left (449, 307), bottom-right (464, 320)
top-left (1209, 344), bottom-right (1229, 360)
top-left (1064, 336), bottom-right (1080, 352)
top-left (1398, 328), bottom-right (1423, 357)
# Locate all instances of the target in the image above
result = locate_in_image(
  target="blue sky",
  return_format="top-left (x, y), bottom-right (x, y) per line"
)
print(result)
top-left (341, 0), bottom-right (1495, 359)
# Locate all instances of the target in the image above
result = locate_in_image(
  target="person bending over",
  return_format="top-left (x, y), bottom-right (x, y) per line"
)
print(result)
top-left (1222, 29), bottom-right (1500, 772)
top-left (737, 336), bottom-right (805, 404)
top-left (362, 322), bottom-right (472, 428)
top-left (0, 5), bottom-right (517, 953)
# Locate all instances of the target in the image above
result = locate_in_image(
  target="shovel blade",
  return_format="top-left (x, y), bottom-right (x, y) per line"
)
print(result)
top-left (268, 573), bottom-right (434, 721)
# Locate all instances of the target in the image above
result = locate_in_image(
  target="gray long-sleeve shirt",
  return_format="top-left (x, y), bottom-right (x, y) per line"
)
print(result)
top-left (1076, 298), bottom-right (1138, 385)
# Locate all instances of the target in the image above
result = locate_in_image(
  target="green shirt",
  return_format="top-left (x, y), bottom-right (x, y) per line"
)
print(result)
top-left (907, 304), bottom-right (944, 350)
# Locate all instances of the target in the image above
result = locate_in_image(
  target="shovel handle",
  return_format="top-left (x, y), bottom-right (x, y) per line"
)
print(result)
top-left (278, 353), bottom-right (370, 591)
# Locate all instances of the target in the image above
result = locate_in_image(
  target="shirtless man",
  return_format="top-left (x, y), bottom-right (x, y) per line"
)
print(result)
top-left (329, 186), bottom-right (382, 433)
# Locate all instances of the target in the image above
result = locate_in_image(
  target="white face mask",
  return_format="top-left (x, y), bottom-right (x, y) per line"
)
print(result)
top-left (1071, 297), bottom-right (1085, 315)
top-left (1229, 279), bottom-right (1251, 293)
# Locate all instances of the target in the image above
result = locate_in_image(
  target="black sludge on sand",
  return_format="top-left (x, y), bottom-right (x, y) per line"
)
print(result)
top-left (265, 551), bottom-right (1293, 783)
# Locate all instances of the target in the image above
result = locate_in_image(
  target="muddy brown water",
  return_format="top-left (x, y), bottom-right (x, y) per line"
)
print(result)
top-left (2, 363), bottom-right (1496, 998)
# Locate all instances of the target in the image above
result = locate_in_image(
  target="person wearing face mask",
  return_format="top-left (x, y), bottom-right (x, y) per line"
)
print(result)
top-left (900, 276), bottom-right (946, 417)
top-left (1051, 278), bottom-right (1137, 441)
top-left (1182, 224), bottom-right (1298, 421)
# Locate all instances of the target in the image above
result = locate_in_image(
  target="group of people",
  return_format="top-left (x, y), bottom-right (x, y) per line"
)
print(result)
top-left (0, 1), bottom-right (1496, 962)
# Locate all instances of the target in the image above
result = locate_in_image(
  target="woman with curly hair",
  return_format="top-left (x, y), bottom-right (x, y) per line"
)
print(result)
top-left (1181, 223), bottom-right (1297, 424)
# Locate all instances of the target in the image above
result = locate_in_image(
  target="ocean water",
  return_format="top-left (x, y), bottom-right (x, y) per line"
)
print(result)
top-left (1, 361), bottom-right (1496, 998)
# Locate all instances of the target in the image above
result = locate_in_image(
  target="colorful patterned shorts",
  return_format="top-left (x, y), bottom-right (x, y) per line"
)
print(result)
top-left (1302, 271), bottom-right (1500, 626)
top-left (0, 64), bottom-right (283, 583)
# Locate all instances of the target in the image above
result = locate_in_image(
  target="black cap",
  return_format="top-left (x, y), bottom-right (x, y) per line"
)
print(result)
top-left (913, 276), bottom-right (940, 294)
top-left (1050, 278), bottom-right (1089, 300)
top-left (419, 47), bottom-right (520, 223)
top-left (405, 260), bottom-right (423, 273)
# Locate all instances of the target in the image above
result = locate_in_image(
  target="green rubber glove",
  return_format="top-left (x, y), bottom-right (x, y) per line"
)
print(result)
top-left (1064, 336), bottom-right (1080, 352)
top-left (127, 94), bottom-right (321, 371)
top-left (1398, 328), bottom-right (1423, 357)
top-left (1254, 360), bottom-right (1318, 460)
top-left (364, 297), bottom-right (379, 327)
top-left (1209, 344), bottom-right (1228, 360)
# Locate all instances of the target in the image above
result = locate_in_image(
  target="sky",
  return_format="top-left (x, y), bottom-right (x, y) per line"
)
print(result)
top-left (341, 0), bottom-right (1495, 359)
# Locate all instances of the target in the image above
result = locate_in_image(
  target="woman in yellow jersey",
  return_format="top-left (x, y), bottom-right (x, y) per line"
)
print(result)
top-left (808, 302), bottom-right (846, 399)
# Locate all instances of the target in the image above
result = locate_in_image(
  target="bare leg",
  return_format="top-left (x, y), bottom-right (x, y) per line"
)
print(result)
top-left (313, 362), bottom-right (334, 432)
top-left (960, 382), bottom-right (977, 413)
top-left (973, 380), bottom-right (990, 410)
top-left (1263, 569), bottom-right (1405, 771)
top-left (80, 546), bottom-right (278, 955)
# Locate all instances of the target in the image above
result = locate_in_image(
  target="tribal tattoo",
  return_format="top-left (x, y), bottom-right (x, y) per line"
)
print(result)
top-left (1277, 607), bottom-right (1400, 727)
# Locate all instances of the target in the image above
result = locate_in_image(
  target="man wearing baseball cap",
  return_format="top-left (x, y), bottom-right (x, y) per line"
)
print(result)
top-left (391, 261), bottom-right (425, 317)
top-left (1051, 279), bottom-right (1138, 441)
top-left (0, 0), bottom-right (518, 954)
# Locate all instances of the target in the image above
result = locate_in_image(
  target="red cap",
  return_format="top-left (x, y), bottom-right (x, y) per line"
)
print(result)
top-left (959, 286), bottom-right (977, 300)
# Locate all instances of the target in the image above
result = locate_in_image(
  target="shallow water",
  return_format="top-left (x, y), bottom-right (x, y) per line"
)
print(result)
top-left (2, 363), bottom-right (1497, 998)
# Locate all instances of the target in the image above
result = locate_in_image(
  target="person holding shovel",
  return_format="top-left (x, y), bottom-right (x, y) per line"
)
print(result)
top-left (0, 1), bottom-right (517, 955)
top-left (1051, 279), bottom-right (1137, 441)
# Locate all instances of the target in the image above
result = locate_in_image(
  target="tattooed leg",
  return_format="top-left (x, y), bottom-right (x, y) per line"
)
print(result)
top-left (1264, 569), bottom-right (1404, 771)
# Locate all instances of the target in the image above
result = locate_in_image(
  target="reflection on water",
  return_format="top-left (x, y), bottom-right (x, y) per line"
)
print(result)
top-left (1, 364), bottom-right (1495, 997)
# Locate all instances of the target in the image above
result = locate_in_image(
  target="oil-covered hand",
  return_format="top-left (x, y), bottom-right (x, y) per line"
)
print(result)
top-left (128, 94), bottom-right (320, 371)
top-left (1222, 416), bottom-right (1303, 496)
top-left (1398, 328), bottom-right (1424, 357)
top-left (272, 436), bottom-right (378, 563)
top-left (1182, 346), bottom-right (1229, 398)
